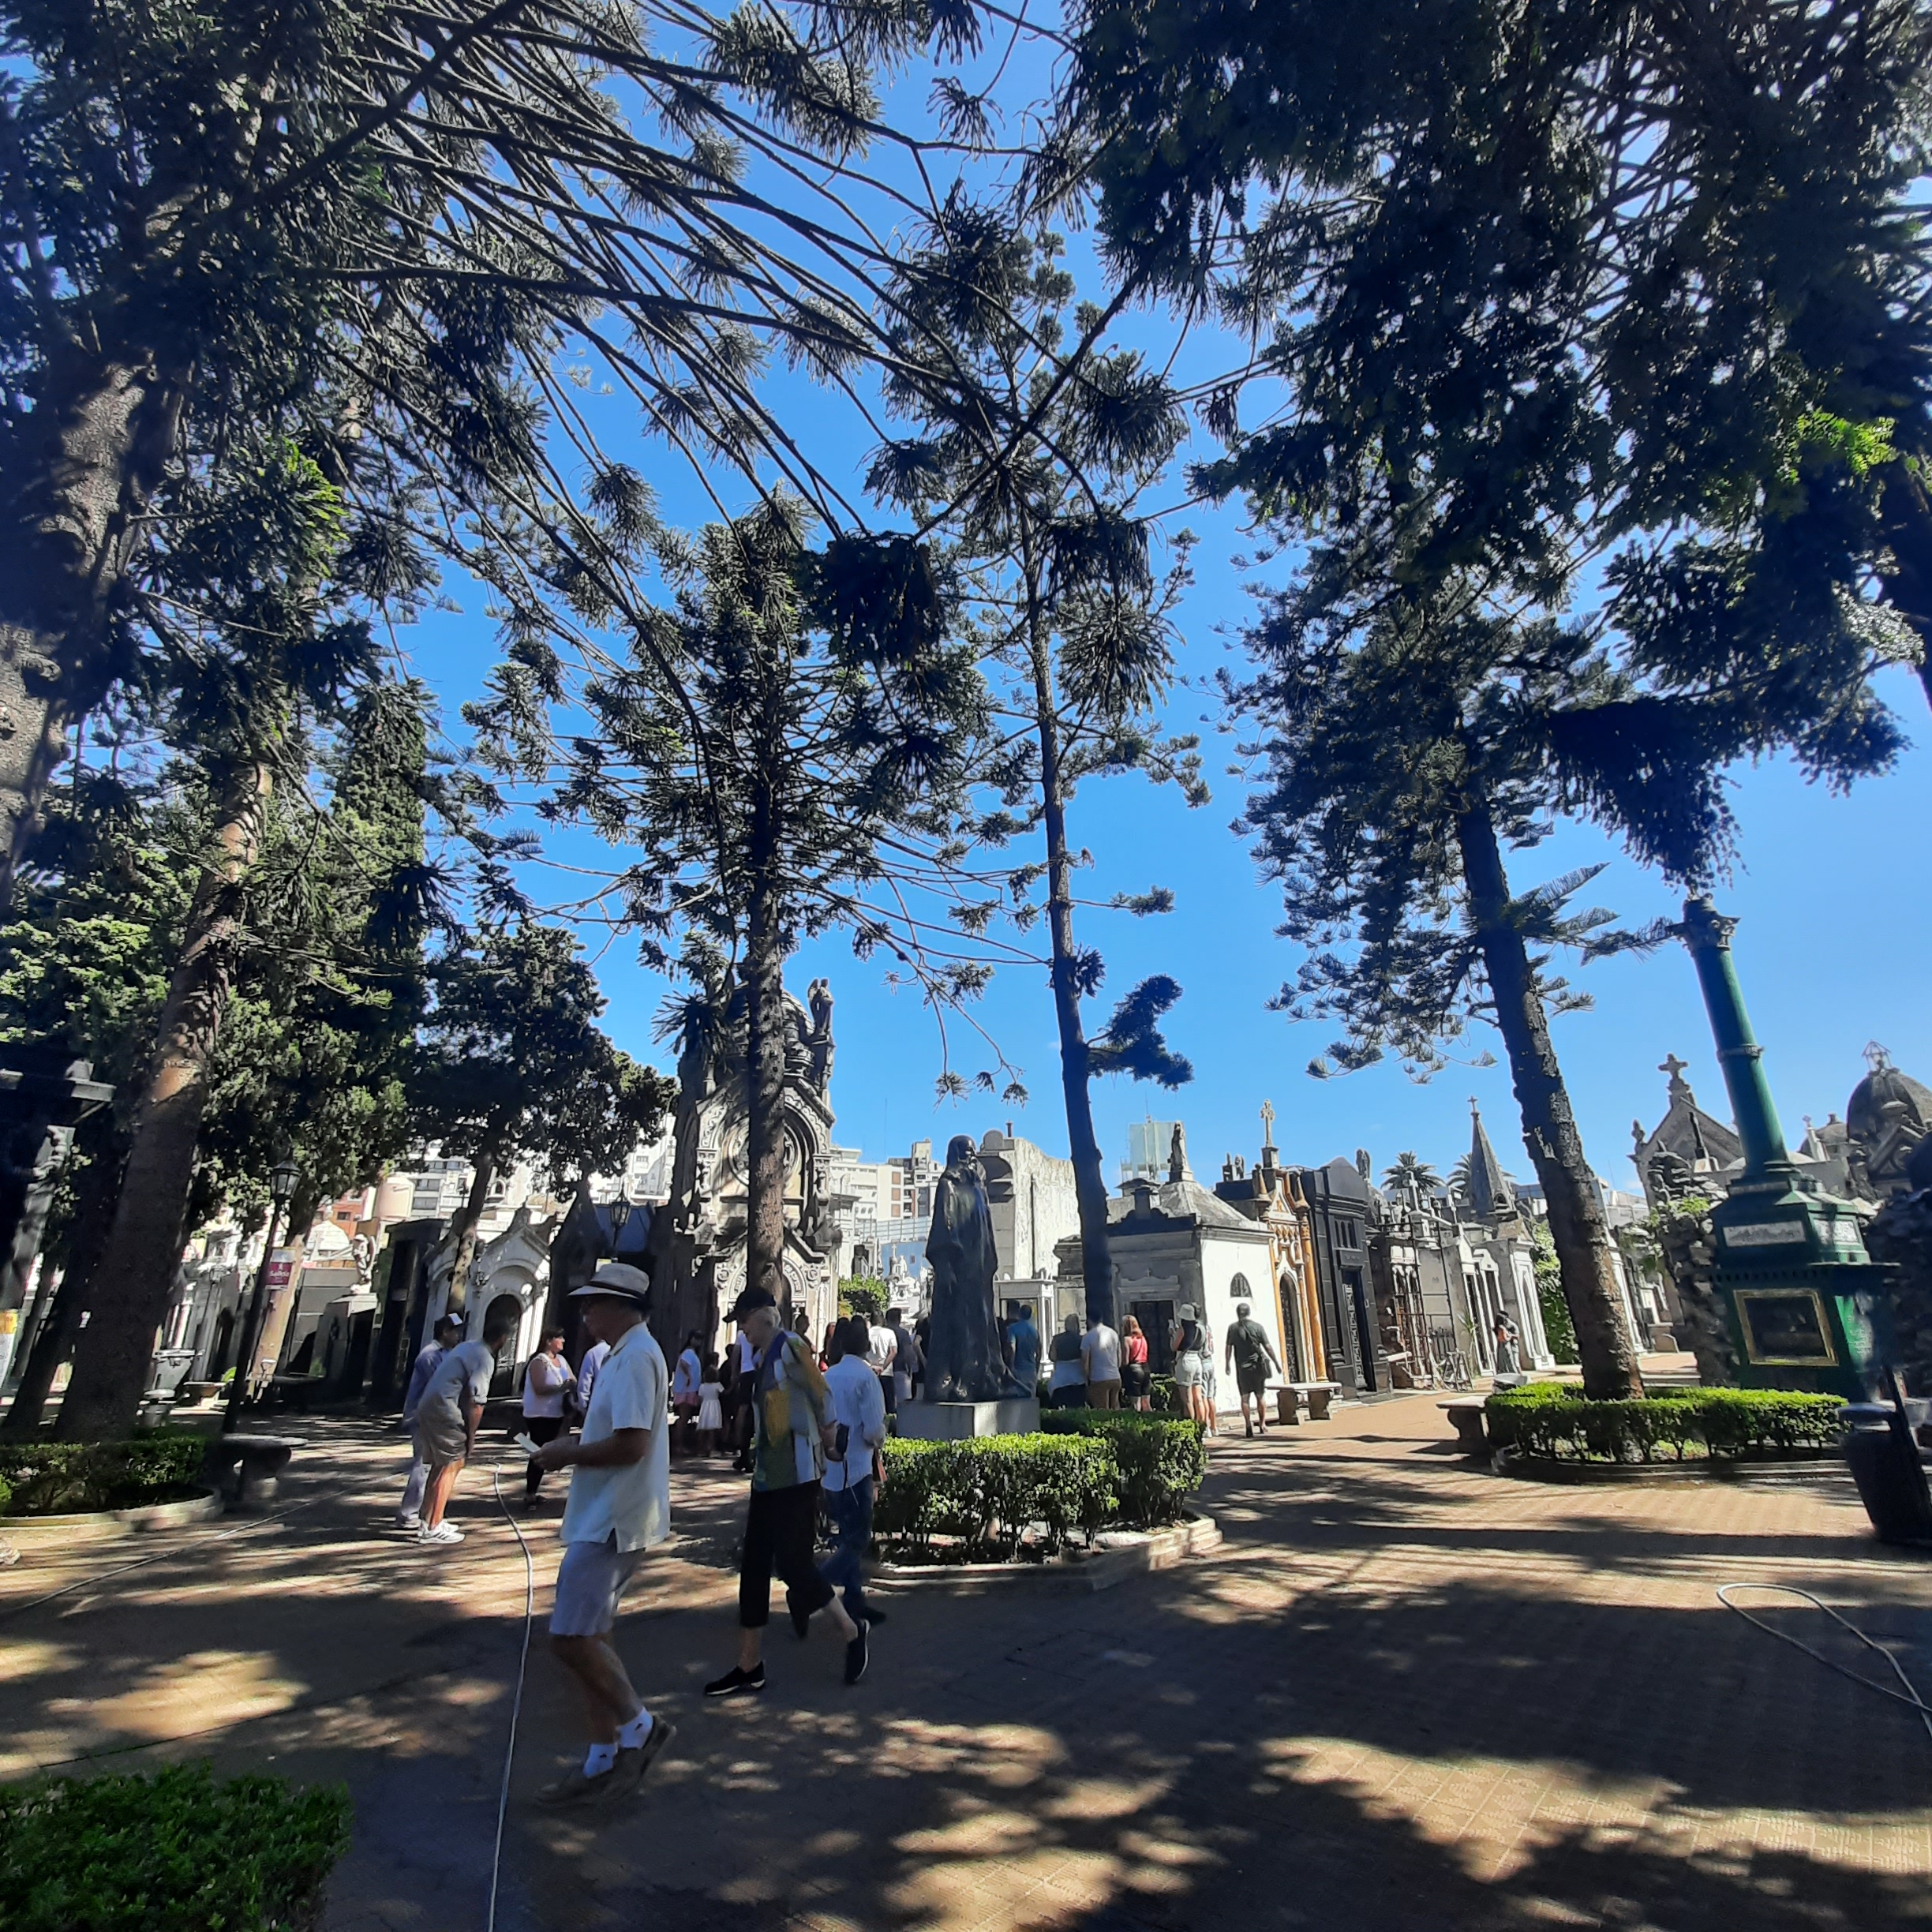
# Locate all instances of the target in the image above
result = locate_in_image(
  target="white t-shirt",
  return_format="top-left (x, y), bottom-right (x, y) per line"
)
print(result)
top-left (822, 1354), bottom-right (888, 1492)
top-left (421, 1339), bottom-right (495, 1425)
top-left (522, 1350), bottom-right (572, 1418)
top-left (866, 1323), bottom-right (897, 1374)
top-left (574, 1339), bottom-right (610, 1416)
top-left (672, 1346), bottom-right (702, 1401)
top-left (560, 1320), bottom-right (671, 1554)
top-left (1080, 1324), bottom-right (1122, 1383)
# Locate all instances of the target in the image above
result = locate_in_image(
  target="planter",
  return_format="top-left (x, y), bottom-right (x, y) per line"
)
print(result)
top-left (0, 1486), bottom-right (223, 1548)
top-left (1492, 1446), bottom-right (1843, 1487)
top-left (871, 1511), bottom-right (1220, 1593)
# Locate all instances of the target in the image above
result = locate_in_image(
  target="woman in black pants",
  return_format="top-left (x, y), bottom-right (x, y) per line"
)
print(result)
top-left (704, 1288), bottom-right (869, 1696)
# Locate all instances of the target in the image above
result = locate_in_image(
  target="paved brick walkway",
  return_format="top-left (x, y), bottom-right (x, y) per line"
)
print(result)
top-left (2, 1395), bottom-right (1929, 1932)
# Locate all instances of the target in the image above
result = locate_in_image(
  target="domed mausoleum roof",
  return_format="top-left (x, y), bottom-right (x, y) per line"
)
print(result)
top-left (1846, 1044), bottom-right (1932, 1143)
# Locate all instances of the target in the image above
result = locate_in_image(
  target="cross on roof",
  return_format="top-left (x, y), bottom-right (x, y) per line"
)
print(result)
top-left (1260, 1099), bottom-right (1275, 1149)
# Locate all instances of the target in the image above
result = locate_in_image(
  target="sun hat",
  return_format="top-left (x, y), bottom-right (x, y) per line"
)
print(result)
top-left (570, 1262), bottom-right (652, 1307)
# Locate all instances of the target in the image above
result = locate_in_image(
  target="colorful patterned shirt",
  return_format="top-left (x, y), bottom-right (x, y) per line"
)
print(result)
top-left (750, 1330), bottom-right (834, 1492)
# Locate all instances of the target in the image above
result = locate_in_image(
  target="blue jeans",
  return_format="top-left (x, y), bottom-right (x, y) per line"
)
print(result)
top-left (818, 1476), bottom-right (874, 1619)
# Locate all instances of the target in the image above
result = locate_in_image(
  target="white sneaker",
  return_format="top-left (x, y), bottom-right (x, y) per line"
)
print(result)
top-left (395, 1514), bottom-right (422, 1530)
top-left (417, 1522), bottom-right (463, 1544)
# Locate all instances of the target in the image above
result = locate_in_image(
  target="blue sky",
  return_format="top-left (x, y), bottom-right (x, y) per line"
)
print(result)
top-left (396, 32), bottom-right (1932, 1198)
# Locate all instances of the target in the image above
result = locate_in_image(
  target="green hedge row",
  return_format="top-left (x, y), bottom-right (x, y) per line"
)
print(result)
top-left (0, 1763), bottom-right (351, 1931)
top-left (1039, 1410), bottom-right (1206, 1524)
top-left (0, 1431), bottom-right (208, 1517)
top-left (875, 1434), bottom-right (1117, 1560)
top-left (1485, 1383), bottom-right (1844, 1462)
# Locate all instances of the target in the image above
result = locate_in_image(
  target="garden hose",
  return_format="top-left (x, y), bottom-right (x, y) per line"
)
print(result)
top-left (1717, 1582), bottom-right (1932, 1744)
top-left (488, 1455), bottom-right (537, 1932)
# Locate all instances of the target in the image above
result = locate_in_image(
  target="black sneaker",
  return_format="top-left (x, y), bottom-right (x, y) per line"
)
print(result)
top-left (704, 1664), bottom-right (766, 1698)
top-left (787, 1589), bottom-right (811, 1640)
top-left (843, 1619), bottom-right (870, 1686)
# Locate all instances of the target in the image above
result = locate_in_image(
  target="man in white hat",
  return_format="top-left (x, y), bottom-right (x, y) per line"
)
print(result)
top-left (527, 1262), bottom-right (676, 1807)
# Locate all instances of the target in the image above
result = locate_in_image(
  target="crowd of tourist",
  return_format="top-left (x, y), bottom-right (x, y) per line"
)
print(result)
top-left (386, 1270), bottom-right (1282, 1810)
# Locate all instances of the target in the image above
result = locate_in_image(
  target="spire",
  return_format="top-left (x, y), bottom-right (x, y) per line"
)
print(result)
top-left (1466, 1099), bottom-right (1515, 1219)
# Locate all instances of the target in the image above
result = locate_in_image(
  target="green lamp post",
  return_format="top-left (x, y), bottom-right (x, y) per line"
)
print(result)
top-left (1679, 897), bottom-right (1891, 1399)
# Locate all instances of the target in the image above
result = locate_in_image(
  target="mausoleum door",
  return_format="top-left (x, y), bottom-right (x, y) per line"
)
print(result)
top-left (1133, 1299), bottom-right (1174, 1376)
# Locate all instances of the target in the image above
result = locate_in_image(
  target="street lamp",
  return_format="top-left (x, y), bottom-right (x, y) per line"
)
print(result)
top-left (225, 1157), bottom-right (301, 1433)
top-left (607, 1188), bottom-right (632, 1262)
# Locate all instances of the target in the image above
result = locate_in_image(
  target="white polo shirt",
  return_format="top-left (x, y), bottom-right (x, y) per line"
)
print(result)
top-left (822, 1353), bottom-right (887, 1493)
top-left (560, 1320), bottom-right (671, 1553)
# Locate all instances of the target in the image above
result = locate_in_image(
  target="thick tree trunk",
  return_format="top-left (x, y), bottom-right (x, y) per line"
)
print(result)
top-left (1878, 464), bottom-right (1932, 713)
top-left (0, 341), bottom-right (187, 910)
top-left (741, 863), bottom-right (790, 1312)
top-left (0, 1148), bottom-right (122, 1438)
top-left (54, 758), bottom-right (275, 1439)
top-left (443, 1154), bottom-right (497, 1316)
top-left (1025, 587), bottom-right (1114, 1327)
top-left (1456, 796), bottom-right (1642, 1400)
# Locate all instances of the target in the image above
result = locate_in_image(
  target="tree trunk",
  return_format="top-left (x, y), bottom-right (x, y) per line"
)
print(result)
top-left (742, 857), bottom-right (790, 1312)
top-left (1455, 796), bottom-right (1642, 1400)
top-left (1024, 577), bottom-right (1115, 1327)
top-left (54, 757), bottom-right (275, 1439)
top-left (443, 1153), bottom-right (497, 1316)
top-left (0, 340), bottom-right (187, 912)
top-left (0, 1147), bottom-right (122, 1438)
top-left (1878, 463), bottom-right (1932, 713)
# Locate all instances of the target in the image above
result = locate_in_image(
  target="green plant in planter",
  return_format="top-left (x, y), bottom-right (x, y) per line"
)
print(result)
top-left (0, 1472), bottom-right (12, 1518)
top-left (875, 1435), bottom-right (1117, 1560)
top-left (1039, 1411), bottom-right (1206, 1524)
top-left (1485, 1383), bottom-right (1843, 1462)
top-left (0, 1762), bottom-right (351, 1931)
top-left (0, 1432), bottom-right (208, 1516)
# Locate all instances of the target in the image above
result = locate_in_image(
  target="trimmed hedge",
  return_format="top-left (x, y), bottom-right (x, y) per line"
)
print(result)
top-left (1039, 1410), bottom-right (1206, 1525)
top-left (1485, 1383), bottom-right (1844, 1462)
top-left (875, 1434), bottom-right (1117, 1560)
top-left (0, 1762), bottom-right (351, 1931)
top-left (0, 1431), bottom-right (208, 1517)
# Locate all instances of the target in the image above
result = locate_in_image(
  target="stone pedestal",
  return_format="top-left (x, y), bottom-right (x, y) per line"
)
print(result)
top-left (896, 1397), bottom-right (1041, 1440)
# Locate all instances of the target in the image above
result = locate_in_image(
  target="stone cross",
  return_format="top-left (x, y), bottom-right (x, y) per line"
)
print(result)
top-left (1260, 1099), bottom-right (1275, 1150)
top-left (1659, 1053), bottom-right (1690, 1097)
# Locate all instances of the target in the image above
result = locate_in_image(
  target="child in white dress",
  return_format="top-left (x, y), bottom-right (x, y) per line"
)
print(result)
top-left (695, 1355), bottom-right (724, 1455)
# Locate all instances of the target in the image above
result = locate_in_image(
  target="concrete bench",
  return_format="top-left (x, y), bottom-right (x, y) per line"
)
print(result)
top-left (1275, 1381), bottom-right (1342, 1425)
top-left (1440, 1395), bottom-right (1488, 1452)
top-left (204, 1434), bottom-right (302, 1507)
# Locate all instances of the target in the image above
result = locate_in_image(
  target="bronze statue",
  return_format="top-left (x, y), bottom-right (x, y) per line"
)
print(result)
top-left (923, 1133), bottom-right (1004, 1401)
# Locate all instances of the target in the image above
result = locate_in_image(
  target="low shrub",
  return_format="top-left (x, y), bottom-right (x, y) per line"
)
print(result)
top-left (1485, 1383), bottom-right (1844, 1462)
top-left (1039, 1410), bottom-right (1206, 1525)
top-left (0, 1430), bottom-right (208, 1517)
top-left (1148, 1374), bottom-right (1182, 1416)
top-left (0, 1471), bottom-right (10, 1517)
top-left (875, 1434), bottom-right (1117, 1560)
top-left (0, 1762), bottom-right (352, 1931)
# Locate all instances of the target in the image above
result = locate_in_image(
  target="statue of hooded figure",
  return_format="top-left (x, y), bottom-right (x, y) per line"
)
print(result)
top-left (923, 1133), bottom-right (1004, 1401)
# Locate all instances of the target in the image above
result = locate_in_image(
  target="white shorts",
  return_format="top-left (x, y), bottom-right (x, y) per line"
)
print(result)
top-left (1174, 1352), bottom-right (1203, 1388)
top-left (550, 1535), bottom-right (643, 1637)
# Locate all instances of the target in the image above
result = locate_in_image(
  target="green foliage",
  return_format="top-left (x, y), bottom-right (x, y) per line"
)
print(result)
top-left (0, 1432), bottom-right (208, 1517)
top-left (874, 1435), bottom-right (1118, 1560)
top-left (411, 923), bottom-right (672, 1189)
top-left (1147, 1373), bottom-right (1181, 1415)
top-left (838, 1279), bottom-right (887, 1321)
top-left (1038, 1410), bottom-right (1206, 1525)
top-left (0, 1473), bottom-right (12, 1516)
top-left (0, 1762), bottom-right (351, 1931)
top-left (1529, 1220), bottom-right (1578, 1365)
top-left (1484, 1383), bottom-right (1843, 1463)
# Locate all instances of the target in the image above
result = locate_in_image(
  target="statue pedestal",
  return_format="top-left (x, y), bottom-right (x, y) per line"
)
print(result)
top-left (897, 1398), bottom-right (1041, 1440)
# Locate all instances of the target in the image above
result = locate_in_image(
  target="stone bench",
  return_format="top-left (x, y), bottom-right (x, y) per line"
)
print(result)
top-left (203, 1434), bottom-right (303, 1507)
top-left (1440, 1395), bottom-right (1488, 1453)
top-left (1275, 1382), bottom-right (1342, 1425)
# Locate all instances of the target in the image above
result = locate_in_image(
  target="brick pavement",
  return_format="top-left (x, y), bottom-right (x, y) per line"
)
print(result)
top-left (1, 1395), bottom-right (1928, 1931)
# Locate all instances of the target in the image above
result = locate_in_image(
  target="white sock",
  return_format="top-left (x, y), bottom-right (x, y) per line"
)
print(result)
top-left (616, 1709), bottom-right (653, 1749)
top-left (583, 1741), bottom-right (617, 1777)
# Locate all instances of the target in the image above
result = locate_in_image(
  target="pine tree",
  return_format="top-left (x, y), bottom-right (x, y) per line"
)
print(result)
top-left (866, 204), bottom-right (1204, 1325)
top-left (0, 0), bottom-right (976, 901)
top-left (497, 496), bottom-right (983, 1324)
